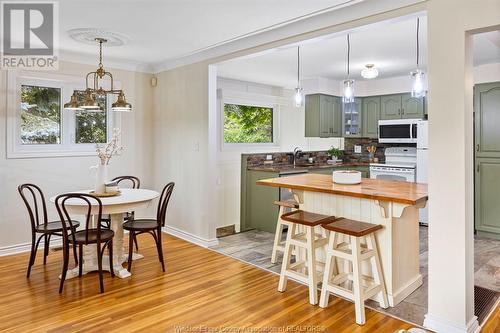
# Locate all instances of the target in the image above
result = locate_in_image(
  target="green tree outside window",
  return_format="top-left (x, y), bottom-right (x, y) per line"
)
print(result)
top-left (224, 104), bottom-right (273, 143)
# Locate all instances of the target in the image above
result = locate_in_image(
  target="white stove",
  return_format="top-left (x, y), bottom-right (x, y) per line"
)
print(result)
top-left (370, 147), bottom-right (417, 182)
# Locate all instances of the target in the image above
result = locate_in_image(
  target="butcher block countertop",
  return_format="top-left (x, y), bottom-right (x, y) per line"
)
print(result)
top-left (257, 173), bottom-right (428, 206)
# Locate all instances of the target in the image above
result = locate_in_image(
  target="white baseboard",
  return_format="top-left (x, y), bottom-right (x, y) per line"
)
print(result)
top-left (162, 226), bottom-right (219, 248)
top-left (0, 238), bottom-right (63, 257)
top-left (424, 314), bottom-right (480, 333)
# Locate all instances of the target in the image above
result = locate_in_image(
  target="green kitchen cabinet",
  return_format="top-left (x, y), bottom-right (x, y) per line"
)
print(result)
top-left (380, 94), bottom-right (425, 120)
top-left (380, 94), bottom-right (402, 120)
top-left (305, 94), bottom-right (342, 137)
top-left (242, 170), bottom-right (279, 233)
top-left (343, 98), bottom-right (362, 137)
top-left (474, 81), bottom-right (500, 239)
top-left (309, 167), bottom-right (335, 175)
top-left (401, 93), bottom-right (425, 119)
top-left (475, 158), bottom-right (500, 239)
top-left (310, 165), bottom-right (369, 178)
top-left (474, 82), bottom-right (500, 158)
top-left (362, 96), bottom-right (381, 138)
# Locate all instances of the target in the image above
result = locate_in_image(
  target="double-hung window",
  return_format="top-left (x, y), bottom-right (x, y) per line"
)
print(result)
top-left (7, 71), bottom-right (120, 158)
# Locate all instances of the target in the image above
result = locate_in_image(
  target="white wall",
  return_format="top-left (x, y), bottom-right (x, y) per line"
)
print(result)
top-left (425, 1), bottom-right (500, 332)
top-left (0, 61), bottom-right (154, 251)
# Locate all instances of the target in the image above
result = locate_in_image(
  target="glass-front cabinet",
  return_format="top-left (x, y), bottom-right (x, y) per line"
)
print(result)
top-left (342, 97), bottom-right (362, 137)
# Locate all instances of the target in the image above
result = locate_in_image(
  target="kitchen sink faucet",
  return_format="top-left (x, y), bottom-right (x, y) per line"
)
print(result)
top-left (293, 147), bottom-right (303, 167)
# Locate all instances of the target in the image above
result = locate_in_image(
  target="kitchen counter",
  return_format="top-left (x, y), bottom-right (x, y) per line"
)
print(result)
top-left (247, 162), bottom-right (371, 173)
top-left (257, 173), bottom-right (428, 307)
top-left (257, 173), bottom-right (427, 205)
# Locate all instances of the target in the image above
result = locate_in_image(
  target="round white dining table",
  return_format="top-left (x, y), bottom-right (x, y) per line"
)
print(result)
top-left (49, 188), bottom-right (160, 279)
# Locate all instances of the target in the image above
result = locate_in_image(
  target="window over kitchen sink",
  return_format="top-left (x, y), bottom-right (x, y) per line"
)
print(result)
top-left (223, 102), bottom-right (277, 145)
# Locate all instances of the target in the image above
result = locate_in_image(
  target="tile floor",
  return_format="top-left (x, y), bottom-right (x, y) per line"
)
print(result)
top-left (210, 226), bottom-right (500, 326)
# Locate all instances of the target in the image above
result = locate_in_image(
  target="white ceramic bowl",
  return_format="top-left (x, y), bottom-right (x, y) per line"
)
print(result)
top-left (332, 170), bottom-right (362, 185)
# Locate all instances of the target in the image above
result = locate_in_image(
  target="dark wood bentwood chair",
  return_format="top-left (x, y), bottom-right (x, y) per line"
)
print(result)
top-left (101, 176), bottom-right (140, 251)
top-left (55, 193), bottom-right (114, 293)
top-left (124, 182), bottom-right (175, 272)
top-left (101, 175), bottom-right (141, 227)
top-left (18, 184), bottom-right (80, 278)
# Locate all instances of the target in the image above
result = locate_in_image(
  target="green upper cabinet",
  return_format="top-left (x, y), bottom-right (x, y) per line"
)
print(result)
top-left (380, 94), bottom-right (402, 120)
top-left (343, 97), bottom-right (362, 137)
top-left (362, 96), bottom-right (380, 138)
top-left (305, 94), bottom-right (342, 137)
top-left (401, 93), bottom-right (425, 119)
top-left (475, 82), bottom-right (500, 158)
top-left (380, 93), bottom-right (424, 120)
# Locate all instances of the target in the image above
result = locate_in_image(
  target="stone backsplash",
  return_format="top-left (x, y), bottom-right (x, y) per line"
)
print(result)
top-left (343, 138), bottom-right (416, 163)
top-left (243, 139), bottom-right (415, 166)
top-left (244, 150), bottom-right (331, 167)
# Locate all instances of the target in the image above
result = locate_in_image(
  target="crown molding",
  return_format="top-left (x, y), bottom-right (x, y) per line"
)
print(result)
top-left (151, 0), bottom-right (426, 74)
top-left (58, 49), bottom-right (154, 74)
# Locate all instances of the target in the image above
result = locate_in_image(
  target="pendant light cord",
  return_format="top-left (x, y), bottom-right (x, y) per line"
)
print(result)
top-left (416, 17), bottom-right (420, 68)
top-left (347, 34), bottom-right (350, 77)
top-left (297, 46), bottom-right (300, 87)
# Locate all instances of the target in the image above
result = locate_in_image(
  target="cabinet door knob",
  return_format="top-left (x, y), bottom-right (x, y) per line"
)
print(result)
top-left (476, 144), bottom-right (480, 152)
top-left (401, 108), bottom-right (404, 115)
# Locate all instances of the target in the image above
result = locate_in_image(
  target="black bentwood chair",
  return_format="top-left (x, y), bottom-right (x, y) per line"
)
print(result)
top-left (18, 184), bottom-right (80, 278)
top-left (100, 176), bottom-right (141, 251)
top-left (124, 182), bottom-right (174, 272)
top-left (55, 193), bottom-right (114, 293)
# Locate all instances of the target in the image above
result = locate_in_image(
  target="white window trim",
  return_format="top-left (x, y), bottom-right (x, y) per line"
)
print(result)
top-left (220, 90), bottom-right (282, 151)
top-left (6, 71), bottom-right (122, 159)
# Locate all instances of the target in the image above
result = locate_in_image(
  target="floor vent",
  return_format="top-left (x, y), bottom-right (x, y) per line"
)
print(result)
top-left (475, 285), bottom-right (499, 325)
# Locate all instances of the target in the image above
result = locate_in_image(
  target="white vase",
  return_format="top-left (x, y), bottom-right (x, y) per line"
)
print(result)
top-left (90, 164), bottom-right (108, 193)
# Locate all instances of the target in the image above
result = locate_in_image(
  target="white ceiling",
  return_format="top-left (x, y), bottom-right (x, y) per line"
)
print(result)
top-left (216, 17), bottom-right (500, 88)
top-left (58, 0), bottom-right (358, 71)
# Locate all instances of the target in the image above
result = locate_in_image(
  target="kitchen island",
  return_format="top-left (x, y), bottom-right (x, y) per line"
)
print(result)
top-left (257, 173), bottom-right (428, 307)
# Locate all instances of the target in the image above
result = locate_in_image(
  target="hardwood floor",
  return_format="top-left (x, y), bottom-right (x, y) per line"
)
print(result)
top-left (0, 234), bottom-right (447, 332)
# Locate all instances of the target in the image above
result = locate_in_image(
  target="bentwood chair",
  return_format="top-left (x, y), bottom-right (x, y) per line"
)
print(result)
top-left (18, 184), bottom-right (80, 278)
top-left (124, 182), bottom-right (174, 272)
top-left (101, 175), bottom-right (141, 228)
top-left (55, 193), bottom-right (114, 293)
top-left (101, 176), bottom-right (140, 251)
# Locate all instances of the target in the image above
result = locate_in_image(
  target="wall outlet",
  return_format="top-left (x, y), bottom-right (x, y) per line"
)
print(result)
top-left (266, 154), bottom-right (273, 160)
top-left (354, 145), bottom-right (362, 154)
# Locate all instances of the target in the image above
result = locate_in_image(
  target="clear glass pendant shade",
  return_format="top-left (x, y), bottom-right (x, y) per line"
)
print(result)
top-left (342, 79), bottom-right (355, 104)
top-left (294, 87), bottom-right (304, 107)
top-left (411, 69), bottom-right (425, 98)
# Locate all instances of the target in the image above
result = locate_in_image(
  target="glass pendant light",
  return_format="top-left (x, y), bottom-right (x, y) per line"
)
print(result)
top-left (293, 46), bottom-right (304, 107)
top-left (411, 17), bottom-right (426, 98)
top-left (343, 34), bottom-right (355, 104)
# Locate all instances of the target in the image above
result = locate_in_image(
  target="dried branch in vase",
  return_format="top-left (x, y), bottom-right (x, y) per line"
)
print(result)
top-left (95, 128), bottom-right (124, 165)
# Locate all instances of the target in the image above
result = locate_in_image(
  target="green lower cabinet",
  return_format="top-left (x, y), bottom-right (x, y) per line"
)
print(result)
top-left (475, 158), bottom-right (500, 239)
top-left (243, 171), bottom-right (279, 233)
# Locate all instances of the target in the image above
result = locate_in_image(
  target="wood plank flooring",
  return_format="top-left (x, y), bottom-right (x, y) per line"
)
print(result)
top-left (0, 234), bottom-right (437, 332)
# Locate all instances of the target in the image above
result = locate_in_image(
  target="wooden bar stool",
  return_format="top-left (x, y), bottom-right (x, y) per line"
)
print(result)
top-left (270, 200), bottom-right (299, 264)
top-left (278, 210), bottom-right (336, 305)
top-left (319, 218), bottom-right (388, 325)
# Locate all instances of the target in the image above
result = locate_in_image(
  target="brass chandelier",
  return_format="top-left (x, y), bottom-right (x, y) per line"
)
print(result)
top-left (64, 38), bottom-right (132, 112)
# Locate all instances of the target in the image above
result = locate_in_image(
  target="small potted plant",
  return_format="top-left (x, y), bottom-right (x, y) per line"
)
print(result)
top-left (327, 146), bottom-right (343, 163)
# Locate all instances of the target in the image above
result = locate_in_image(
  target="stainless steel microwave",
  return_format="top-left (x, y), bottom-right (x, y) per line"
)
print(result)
top-left (378, 119), bottom-right (420, 143)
